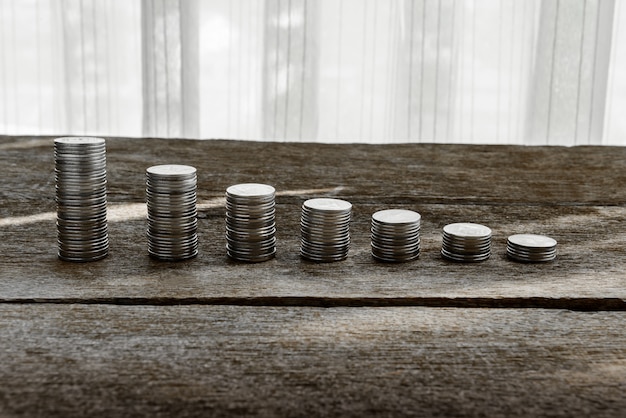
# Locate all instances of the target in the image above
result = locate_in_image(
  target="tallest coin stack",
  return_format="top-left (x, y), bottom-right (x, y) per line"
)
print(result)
top-left (54, 137), bottom-right (109, 262)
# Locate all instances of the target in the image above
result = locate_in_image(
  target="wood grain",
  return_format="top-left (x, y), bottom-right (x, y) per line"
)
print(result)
top-left (1, 136), bottom-right (625, 303)
top-left (1, 305), bottom-right (625, 417)
top-left (2, 137), bottom-right (625, 416)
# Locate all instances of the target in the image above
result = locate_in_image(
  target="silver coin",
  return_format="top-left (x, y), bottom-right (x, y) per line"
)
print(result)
top-left (226, 209), bottom-right (276, 221)
top-left (506, 250), bottom-right (557, 261)
top-left (300, 248), bottom-right (348, 263)
top-left (301, 240), bottom-right (351, 251)
top-left (506, 247), bottom-right (556, 262)
top-left (227, 246), bottom-right (276, 263)
top-left (57, 210), bottom-right (108, 221)
top-left (148, 225), bottom-right (197, 236)
top-left (58, 238), bottom-right (109, 248)
top-left (372, 231), bottom-right (420, 242)
top-left (442, 233), bottom-right (491, 244)
top-left (372, 225), bottom-right (420, 235)
top-left (303, 198), bottom-right (352, 213)
top-left (55, 136), bottom-right (106, 146)
top-left (302, 206), bottom-right (351, 218)
top-left (372, 251), bottom-right (420, 263)
top-left (226, 245), bottom-right (277, 257)
top-left (441, 248), bottom-right (490, 262)
top-left (301, 217), bottom-right (351, 228)
top-left (226, 204), bottom-right (275, 214)
top-left (507, 234), bottom-right (557, 249)
top-left (58, 225), bottom-right (108, 236)
top-left (146, 164), bottom-right (196, 177)
top-left (372, 238), bottom-right (421, 248)
top-left (442, 239), bottom-right (491, 252)
top-left (301, 231), bottom-right (350, 243)
top-left (372, 240), bottom-right (420, 251)
top-left (226, 219), bottom-right (275, 231)
top-left (148, 208), bottom-right (197, 219)
top-left (300, 222), bottom-right (351, 233)
top-left (58, 250), bottom-right (108, 263)
top-left (371, 251), bottom-right (420, 261)
top-left (227, 183), bottom-right (275, 197)
top-left (372, 209), bottom-right (421, 225)
top-left (146, 187), bottom-right (196, 195)
top-left (443, 223), bottom-right (492, 238)
top-left (149, 250), bottom-right (198, 261)
top-left (226, 236), bottom-right (276, 247)
top-left (506, 247), bottom-right (557, 260)
top-left (148, 235), bottom-right (198, 246)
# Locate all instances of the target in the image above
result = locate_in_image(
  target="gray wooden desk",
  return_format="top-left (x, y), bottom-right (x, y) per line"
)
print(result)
top-left (1, 136), bottom-right (625, 417)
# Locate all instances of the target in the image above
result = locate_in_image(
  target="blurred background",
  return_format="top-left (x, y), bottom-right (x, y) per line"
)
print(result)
top-left (0, 0), bottom-right (625, 145)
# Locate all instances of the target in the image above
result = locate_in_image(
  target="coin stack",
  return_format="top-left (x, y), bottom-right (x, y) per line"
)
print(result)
top-left (507, 234), bottom-right (557, 262)
top-left (441, 222), bottom-right (491, 262)
top-left (55, 137), bottom-right (109, 262)
top-left (225, 183), bottom-right (276, 262)
top-left (371, 209), bottom-right (421, 262)
top-left (300, 198), bottom-right (352, 262)
top-left (146, 165), bottom-right (198, 261)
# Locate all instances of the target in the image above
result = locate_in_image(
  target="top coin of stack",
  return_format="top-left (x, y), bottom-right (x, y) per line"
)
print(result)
top-left (54, 137), bottom-right (109, 262)
top-left (371, 209), bottom-right (421, 262)
top-left (507, 234), bottom-right (557, 262)
top-left (146, 164), bottom-right (198, 261)
top-left (441, 222), bottom-right (491, 262)
top-left (225, 183), bottom-right (276, 262)
top-left (300, 198), bottom-right (352, 262)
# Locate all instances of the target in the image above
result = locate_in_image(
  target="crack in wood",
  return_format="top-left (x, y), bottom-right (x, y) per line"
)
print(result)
top-left (1, 296), bottom-right (624, 311)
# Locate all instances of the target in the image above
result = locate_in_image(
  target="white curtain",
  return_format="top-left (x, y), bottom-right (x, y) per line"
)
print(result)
top-left (1, 0), bottom-right (625, 145)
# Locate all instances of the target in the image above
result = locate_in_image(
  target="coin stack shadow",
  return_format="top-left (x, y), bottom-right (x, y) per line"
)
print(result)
top-left (507, 234), bottom-right (557, 262)
top-left (371, 209), bottom-right (421, 262)
top-left (300, 198), bottom-right (352, 262)
top-left (225, 183), bottom-right (277, 262)
top-left (441, 222), bottom-right (492, 262)
top-left (146, 165), bottom-right (198, 261)
top-left (55, 137), bottom-right (109, 262)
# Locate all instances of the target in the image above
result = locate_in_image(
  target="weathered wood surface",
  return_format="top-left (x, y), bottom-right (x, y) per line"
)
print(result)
top-left (1, 136), bottom-right (625, 304)
top-left (1, 305), bottom-right (625, 417)
top-left (2, 137), bottom-right (626, 416)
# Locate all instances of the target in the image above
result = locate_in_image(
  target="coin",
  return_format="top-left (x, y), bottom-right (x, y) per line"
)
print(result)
top-left (443, 223), bottom-right (492, 238)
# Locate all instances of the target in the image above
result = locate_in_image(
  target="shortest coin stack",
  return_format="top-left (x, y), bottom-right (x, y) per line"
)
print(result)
top-left (507, 234), bottom-right (557, 262)
top-left (371, 209), bottom-right (421, 262)
top-left (146, 165), bottom-right (198, 261)
top-left (225, 183), bottom-right (276, 262)
top-left (300, 198), bottom-right (352, 262)
top-left (441, 222), bottom-right (491, 262)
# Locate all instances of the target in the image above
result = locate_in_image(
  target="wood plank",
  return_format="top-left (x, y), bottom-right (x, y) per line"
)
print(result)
top-left (1, 137), bottom-right (625, 302)
top-left (1, 202), bottom-right (625, 301)
top-left (1, 305), bottom-right (625, 417)
top-left (2, 136), bottom-right (626, 212)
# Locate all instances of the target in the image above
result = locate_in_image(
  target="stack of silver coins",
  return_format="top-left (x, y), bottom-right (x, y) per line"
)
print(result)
top-left (507, 234), bottom-right (557, 262)
top-left (300, 198), bottom-right (352, 262)
top-left (371, 209), bottom-right (421, 262)
top-left (441, 222), bottom-right (491, 262)
top-left (146, 165), bottom-right (198, 261)
top-left (55, 137), bottom-right (109, 262)
top-left (225, 183), bottom-right (276, 262)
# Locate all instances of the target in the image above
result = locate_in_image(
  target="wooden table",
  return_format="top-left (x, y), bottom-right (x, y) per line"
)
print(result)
top-left (1, 136), bottom-right (625, 417)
